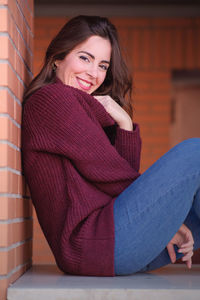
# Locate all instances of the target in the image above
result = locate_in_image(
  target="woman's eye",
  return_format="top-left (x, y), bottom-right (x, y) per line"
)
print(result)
top-left (99, 64), bottom-right (108, 71)
top-left (79, 55), bottom-right (89, 62)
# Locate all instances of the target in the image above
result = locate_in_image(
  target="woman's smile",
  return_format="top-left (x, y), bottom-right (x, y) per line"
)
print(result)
top-left (76, 77), bottom-right (93, 91)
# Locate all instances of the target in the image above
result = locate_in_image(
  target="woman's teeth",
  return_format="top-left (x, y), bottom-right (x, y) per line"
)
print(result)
top-left (79, 79), bottom-right (91, 87)
top-left (78, 78), bottom-right (92, 88)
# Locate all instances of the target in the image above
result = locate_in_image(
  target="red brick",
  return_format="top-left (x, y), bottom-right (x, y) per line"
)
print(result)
top-left (0, 143), bottom-right (21, 171)
top-left (0, 219), bottom-right (32, 247)
top-left (112, 17), bottom-right (151, 28)
top-left (197, 28), bottom-right (200, 68)
top-left (0, 36), bottom-right (9, 58)
top-left (171, 28), bottom-right (185, 69)
top-left (134, 71), bottom-right (170, 81)
top-left (0, 263), bottom-right (31, 300)
top-left (0, 197), bottom-right (32, 220)
top-left (131, 29), bottom-right (142, 70)
top-left (162, 29), bottom-right (173, 69)
top-left (26, 0), bottom-right (34, 13)
top-left (151, 18), bottom-right (192, 28)
top-left (141, 29), bottom-right (153, 70)
top-left (7, 0), bottom-right (32, 51)
top-left (0, 8), bottom-right (8, 31)
top-left (0, 240), bottom-right (32, 275)
top-left (17, 0), bottom-right (33, 32)
top-left (184, 28), bottom-right (196, 69)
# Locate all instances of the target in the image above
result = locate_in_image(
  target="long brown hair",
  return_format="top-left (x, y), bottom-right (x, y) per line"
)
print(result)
top-left (23, 15), bottom-right (133, 116)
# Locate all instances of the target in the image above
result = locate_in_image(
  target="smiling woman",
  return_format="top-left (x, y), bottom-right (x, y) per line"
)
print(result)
top-left (21, 15), bottom-right (200, 277)
top-left (21, 15), bottom-right (136, 276)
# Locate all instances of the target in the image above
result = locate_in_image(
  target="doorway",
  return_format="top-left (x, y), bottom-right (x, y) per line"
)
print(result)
top-left (170, 70), bottom-right (200, 146)
top-left (170, 69), bottom-right (200, 263)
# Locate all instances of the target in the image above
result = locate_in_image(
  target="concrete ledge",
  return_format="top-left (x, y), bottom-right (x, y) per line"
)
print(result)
top-left (7, 264), bottom-right (200, 300)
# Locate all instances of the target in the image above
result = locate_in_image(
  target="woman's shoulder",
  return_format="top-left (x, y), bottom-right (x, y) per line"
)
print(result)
top-left (30, 80), bottom-right (79, 101)
top-left (26, 79), bottom-right (89, 111)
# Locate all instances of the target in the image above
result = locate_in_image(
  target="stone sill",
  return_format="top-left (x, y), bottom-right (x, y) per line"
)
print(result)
top-left (7, 264), bottom-right (200, 300)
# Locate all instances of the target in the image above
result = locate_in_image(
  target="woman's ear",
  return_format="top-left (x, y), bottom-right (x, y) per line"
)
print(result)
top-left (54, 60), bottom-right (59, 67)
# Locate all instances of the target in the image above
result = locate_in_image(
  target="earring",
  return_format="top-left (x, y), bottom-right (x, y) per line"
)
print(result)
top-left (52, 62), bottom-right (57, 72)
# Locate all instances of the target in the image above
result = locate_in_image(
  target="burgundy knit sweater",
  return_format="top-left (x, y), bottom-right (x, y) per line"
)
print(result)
top-left (21, 77), bottom-right (141, 276)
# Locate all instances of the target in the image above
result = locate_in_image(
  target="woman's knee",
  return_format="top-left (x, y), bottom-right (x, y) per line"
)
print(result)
top-left (180, 137), bottom-right (200, 146)
top-left (164, 138), bottom-right (200, 176)
top-left (177, 137), bottom-right (200, 148)
top-left (173, 138), bottom-right (200, 161)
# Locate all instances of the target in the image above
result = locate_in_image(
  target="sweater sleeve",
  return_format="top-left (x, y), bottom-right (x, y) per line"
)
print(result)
top-left (114, 123), bottom-right (142, 172)
top-left (23, 84), bottom-right (140, 197)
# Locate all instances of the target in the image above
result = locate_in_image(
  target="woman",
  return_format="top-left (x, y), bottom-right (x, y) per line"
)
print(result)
top-left (21, 15), bottom-right (200, 276)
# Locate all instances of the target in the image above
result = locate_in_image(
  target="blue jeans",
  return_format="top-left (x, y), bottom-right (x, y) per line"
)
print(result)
top-left (114, 138), bottom-right (200, 275)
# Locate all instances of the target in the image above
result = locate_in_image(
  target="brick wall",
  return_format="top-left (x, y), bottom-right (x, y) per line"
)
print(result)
top-left (0, 0), bottom-right (34, 299)
top-left (113, 18), bottom-right (200, 171)
top-left (33, 17), bottom-right (200, 265)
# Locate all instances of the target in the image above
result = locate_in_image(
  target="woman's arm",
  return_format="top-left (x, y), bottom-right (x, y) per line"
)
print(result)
top-left (94, 95), bottom-right (142, 171)
top-left (23, 84), bottom-right (140, 197)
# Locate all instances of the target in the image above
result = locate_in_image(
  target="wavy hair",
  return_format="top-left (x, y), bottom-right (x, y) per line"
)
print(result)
top-left (23, 15), bottom-right (133, 116)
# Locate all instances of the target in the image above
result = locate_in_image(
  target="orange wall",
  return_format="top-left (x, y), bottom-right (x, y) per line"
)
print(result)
top-left (33, 16), bottom-right (200, 265)
top-left (0, 0), bottom-right (34, 299)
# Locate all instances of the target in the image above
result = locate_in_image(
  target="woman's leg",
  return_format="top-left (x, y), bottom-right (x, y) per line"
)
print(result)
top-left (114, 138), bottom-right (200, 275)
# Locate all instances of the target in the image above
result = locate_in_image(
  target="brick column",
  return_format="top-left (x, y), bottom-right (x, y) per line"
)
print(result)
top-left (0, 1), bottom-right (34, 299)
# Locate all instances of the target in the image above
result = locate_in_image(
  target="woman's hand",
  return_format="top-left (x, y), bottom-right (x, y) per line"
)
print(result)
top-left (166, 224), bottom-right (194, 269)
top-left (94, 95), bottom-right (133, 131)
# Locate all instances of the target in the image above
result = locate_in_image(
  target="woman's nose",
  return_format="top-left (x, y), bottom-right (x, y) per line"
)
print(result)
top-left (87, 65), bottom-right (98, 78)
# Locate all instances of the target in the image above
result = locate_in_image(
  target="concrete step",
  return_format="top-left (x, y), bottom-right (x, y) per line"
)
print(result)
top-left (7, 264), bottom-right (200, 300)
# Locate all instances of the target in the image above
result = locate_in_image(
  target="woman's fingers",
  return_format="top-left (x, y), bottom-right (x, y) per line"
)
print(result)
top-left (185, 258), bottom-right (192, 269)
top-left (166, 224), bottom-right (194, 269)
top-left (182, 253), bottom-right (193, 269)
top-left (178, 246), bottom-right (193, 254)
top-left (183, 236), bottom-right (194, 247)
top-left (167, 243), bottom-right (176, 263)
top-left (181, 224), bottom-right (194, 244)
top-left (167, 243), bottom-right (194, 270)
top-left (180, 245), bottom-right (193, 269)
top-left (181, 240), bottom-right (194, 248)
top-left (181, 248), bottom-right (194, 259)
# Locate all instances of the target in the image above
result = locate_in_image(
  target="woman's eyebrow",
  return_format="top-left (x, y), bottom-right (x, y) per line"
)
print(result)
top-left (78, 51), bottom-right (110, 64)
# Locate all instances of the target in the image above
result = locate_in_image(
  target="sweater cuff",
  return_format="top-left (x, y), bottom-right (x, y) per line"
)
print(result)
top-left (115, 123), bottom-right (141, 170)
top-left (116, 123), bottom-right (140, 142)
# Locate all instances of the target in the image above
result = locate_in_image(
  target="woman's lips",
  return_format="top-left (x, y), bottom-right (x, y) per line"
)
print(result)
top-left (76, 77), bottom-right (93, 91)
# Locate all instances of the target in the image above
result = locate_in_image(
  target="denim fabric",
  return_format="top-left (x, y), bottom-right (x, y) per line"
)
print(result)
top-left (114, 138), bottom-right (200, 275)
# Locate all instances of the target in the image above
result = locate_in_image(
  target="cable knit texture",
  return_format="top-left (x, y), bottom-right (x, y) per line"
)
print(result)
top-left (21, 77), bottom-right (142, 276)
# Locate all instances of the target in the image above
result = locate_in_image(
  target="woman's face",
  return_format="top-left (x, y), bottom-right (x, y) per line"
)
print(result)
top-left (55, 35), bottom-right (111, 94)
